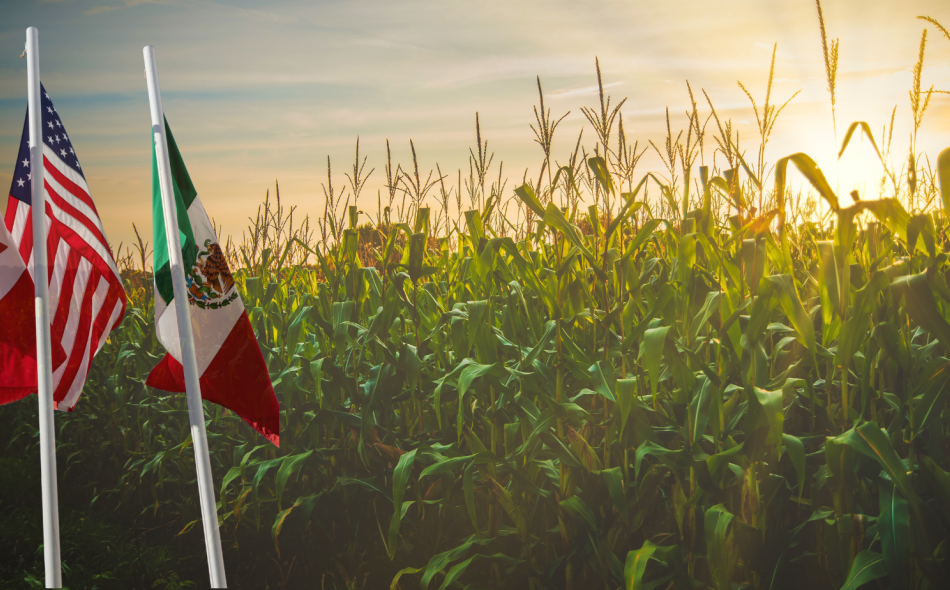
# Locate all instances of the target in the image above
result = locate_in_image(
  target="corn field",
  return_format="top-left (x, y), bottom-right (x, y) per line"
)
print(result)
top-left (4, 8), bottom-right (950, 590)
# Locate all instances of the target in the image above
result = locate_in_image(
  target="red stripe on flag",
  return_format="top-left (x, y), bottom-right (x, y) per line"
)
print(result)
top-left (3, 197), bottom-right (17, 233)
top-left (87, 285), bottom-right (120, 358)
top-left (43, 156), bottom-right (99, 216)
top-left (45, 183), bottom-right (109, 254)
top-left (52, 248), bottom-right (81, 337)
top-left (147, 311), bottom-right (280, 446)
top-left (53, 266), bottom-right (99, 403)
top-left (45, 217), bottom-right (60, 285)
top-left (44, 202), bottom-right (119, 288)
top-left (18, 208), bottom-right (32, 263)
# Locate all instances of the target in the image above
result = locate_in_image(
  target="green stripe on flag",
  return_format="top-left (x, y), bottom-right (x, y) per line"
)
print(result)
top-left (152, 117), bottom-right (198, 305)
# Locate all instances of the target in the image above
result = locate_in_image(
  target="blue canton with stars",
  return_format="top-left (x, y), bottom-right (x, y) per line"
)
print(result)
top-left (8, 83), bottom-right (85, 207)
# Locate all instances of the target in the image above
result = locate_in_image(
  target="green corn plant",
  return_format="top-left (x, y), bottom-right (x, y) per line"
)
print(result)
top-left (4, 43), bottom-right (950, 590)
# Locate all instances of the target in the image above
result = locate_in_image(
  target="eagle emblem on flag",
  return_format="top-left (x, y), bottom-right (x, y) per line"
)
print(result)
top-left (186, 239), bottom-right (237, 310)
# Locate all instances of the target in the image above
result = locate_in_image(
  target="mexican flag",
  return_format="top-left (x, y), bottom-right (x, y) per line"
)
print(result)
top-left (146, 119), bottom-right (279, 446)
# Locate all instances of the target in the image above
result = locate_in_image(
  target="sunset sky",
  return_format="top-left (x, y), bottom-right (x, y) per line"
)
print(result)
top-left (1, 0), bottom-right (949, 252)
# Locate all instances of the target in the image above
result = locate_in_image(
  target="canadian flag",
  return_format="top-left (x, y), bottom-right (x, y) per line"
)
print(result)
top-left (0, 217), bottom-right (66, 404)
top-left (0, 218), bottom-right (41, 404)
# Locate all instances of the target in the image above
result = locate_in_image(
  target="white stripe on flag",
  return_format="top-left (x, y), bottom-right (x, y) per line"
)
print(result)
top-left (23, 213), bottom-right (54, 282)
top-left (48, 239), bottom-right (70, 317)
top-left (97, 299), bottom-right (123, 356)
top-left (58, 275), bottom-right (110, 410)
top-left (10, 201), bottom-right (28, 246)
top-left (44, 171), bottom-right (109, 245)
top-left (52, 257), bottom-right (92, 383)
top-left (45, 196), bottom-right (121, 281)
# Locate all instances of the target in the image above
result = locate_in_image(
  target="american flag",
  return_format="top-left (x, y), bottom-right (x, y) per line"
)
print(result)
top-left (5, 84), bottom-right (126, 411)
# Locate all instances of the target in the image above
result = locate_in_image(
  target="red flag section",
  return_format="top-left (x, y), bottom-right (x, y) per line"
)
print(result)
top-left (0, 260), bottom-right (39, 404)
top-left (146, 311), bottom-right (280, 446)
top-left (0, 221), bottom-right (65, 405)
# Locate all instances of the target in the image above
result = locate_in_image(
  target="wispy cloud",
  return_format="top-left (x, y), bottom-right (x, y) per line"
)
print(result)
top-left (84, 0), bottom-right (173, 17)
top-left (84, 5), bottom-right (121, 15)
top-left (549, 81), bottom-right (624, 99)
top-left (198, 1), bottom-right (299, 25)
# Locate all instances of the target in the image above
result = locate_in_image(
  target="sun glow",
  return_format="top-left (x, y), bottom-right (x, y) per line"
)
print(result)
top-left (834, 133), bottom-right (888, 203)
top-left (783, 122), bottom-right (891, 225)
top-left (782, 112), bottom-right (899, 225)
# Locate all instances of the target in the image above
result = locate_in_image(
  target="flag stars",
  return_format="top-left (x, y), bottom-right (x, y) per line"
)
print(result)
top-left (22, 94), bottom-right (84, 179)
top-left (16, 178), bottom-right (24, 187)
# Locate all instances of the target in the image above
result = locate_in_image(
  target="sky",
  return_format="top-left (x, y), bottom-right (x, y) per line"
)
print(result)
top-left (0, 0), bottom-right (948, 253)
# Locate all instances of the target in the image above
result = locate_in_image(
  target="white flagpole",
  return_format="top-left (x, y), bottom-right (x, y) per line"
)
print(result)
top-left (25, 26), bottom-right (62, 590)
top-left (143, 45), bottom-right (228, 588)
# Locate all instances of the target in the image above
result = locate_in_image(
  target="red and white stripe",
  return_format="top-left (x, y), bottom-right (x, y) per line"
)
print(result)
top-left (4, 145), bottom-right (126, 411)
